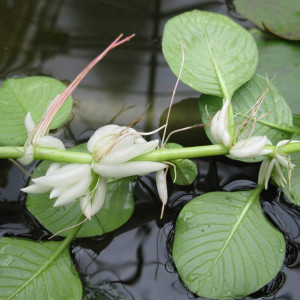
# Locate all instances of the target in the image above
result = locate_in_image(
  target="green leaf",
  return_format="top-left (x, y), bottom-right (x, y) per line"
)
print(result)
top-left (173, 188), bottom-right (285, 299)
top-left (165, 143), bottom-right (197, 185)
top-left (162, 10), bottom-right (258, 98)
top-left (26, 144), bottom-right (135, 238)
top-left (0, 237), bottom-right (82, 300)
top-left (199, 74), bottom-right (294, 151)
top-left (0, 76), bottom-right (73, 146)
top-left (283, 151), bottom-right (300, 205)
top-left (252, 29), bottom-right (300, 114)
top-left (293, 114), bottom-right (300, 128)
top-left (234, 0), bottom-right (300, 40)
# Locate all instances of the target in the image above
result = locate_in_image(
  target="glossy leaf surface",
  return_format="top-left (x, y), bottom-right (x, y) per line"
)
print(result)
top-left (173, 189), bottom-right (285, 299)
top-left (0, 238), bottom-right (82, 300)
top-left (0, 76), bottom-right (73, 146)
top-left (162, 10), bottom-right (258, 98)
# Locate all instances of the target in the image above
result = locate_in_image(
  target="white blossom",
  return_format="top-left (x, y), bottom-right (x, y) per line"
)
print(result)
top-left (258, 140), bottom-right (299, 189)
top-left (89, 124), bottom-right (168, 209)
top-left (19, 100), bottom-right (65, 166)
top-left (229, 136), bottom-right (272, 159)
top-left (210, 98), bottom-right (231, 147)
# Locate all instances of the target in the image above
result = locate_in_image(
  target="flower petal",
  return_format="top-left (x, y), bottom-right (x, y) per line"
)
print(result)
top-left (80, 177), bottom-right (107, 219)
top-left (92, 161), bottom-right (166, 178)
top-left (53, 176), bottom-right (92, 207)
top-left (156, 169), bottom-right (168, 205)
top-left (258, 158), bottom-right (270, 186)
top-left (18, 144), bottom-right (34, 166)
top-left (38, 135), bottom-right (65, 151)
top-left (46, 163), bottom-right (62, 175)
top-left (230, 136), bottom-right (270, 158)
top-left (33, 164), bottom-right (91, 187)
top-left (102, 140), bottom-right (159, 164)
top-left (24, 112), bottom-right (35, 135)
top-left (21, 183), bottom-right (52, 194)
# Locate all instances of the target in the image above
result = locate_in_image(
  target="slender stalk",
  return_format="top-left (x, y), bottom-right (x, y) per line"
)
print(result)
top-left (0, 142), bottom-right (300, 164)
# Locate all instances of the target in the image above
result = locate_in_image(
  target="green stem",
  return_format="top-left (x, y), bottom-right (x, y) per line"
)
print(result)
top-left (0, 142), bottom-right (300, 164)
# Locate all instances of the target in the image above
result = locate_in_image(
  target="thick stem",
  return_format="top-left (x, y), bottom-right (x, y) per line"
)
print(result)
top-left (0, 142), bottom-right (300, 164)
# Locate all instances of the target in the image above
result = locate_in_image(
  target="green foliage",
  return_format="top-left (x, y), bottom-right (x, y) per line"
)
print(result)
top-left (0, 76), bottom-right (73, 146)
top-left (252, 29), bottom-right (300, 114)
top-left (173, 188), bottom-right (285, 299)
top-left (199, 74), bottom-right (294, 156)
top-left (162, 10), bottom-right (258, 98)
top-left (26, 144), bottom-right (135, 238)
top-left (235, 0), bottom-right (300, 40)
top-left (165, 143), bottom-right (197, 185)
top-left (0, 238), bottom-right (82, 300)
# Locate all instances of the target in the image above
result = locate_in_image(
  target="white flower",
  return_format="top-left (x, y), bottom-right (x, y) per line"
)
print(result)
top-left (258, 140), bottom-right (299, 189)
top-left (19, 98), bottom-right (65, 166)
top-left (89, 125), bottom-right (167, 177)
top-left (89, 124), bottom-right (168, 209)
top-left (210, 98), bottom-right (231, 147)
top-left (229, 136), bottom-right (272, 159)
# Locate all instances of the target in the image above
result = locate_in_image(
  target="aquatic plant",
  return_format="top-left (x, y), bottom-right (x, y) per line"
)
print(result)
top-left (0, 8), bottom-right (299, 300)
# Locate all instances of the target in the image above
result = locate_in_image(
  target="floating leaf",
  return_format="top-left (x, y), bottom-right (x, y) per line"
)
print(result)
top-left (199, 74), bottom-right (294, 151)
top-left (26, 144), bottom-right (135, 237)
top-left (0, 237), bottom-right (82, 299)
top-left (0, 76), bottom-right (73, 146)
top-left (252, 29), bottom-right (300, 114)
top-left (234, 0), bottom-right (300, 40)
top-left (283, 151), bottom-right (300, 206)
top-left (165, 143), bottom-right (197, 185)
top-left (173, 188), bottom-right (285, 299)
top-left (162, 10), bottom-right (258, 98)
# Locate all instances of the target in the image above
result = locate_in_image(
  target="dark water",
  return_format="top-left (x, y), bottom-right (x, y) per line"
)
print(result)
top-left (0, 1), bottom-right (299, 299)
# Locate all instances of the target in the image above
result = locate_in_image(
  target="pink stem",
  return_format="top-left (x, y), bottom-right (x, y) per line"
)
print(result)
top-left (36, 34), bottom-right (135, 139)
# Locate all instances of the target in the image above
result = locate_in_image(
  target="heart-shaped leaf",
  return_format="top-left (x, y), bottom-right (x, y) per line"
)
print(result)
top-left (173, 188), bottom-right (285, 299)
top-left (234, 0), bottom-right (300, 40)
top-left (26, 144), bottom-right (135, 238)
top-left (252, 29), bottom-right (300, 114)
top-left (165, 143), bottom-right (197, 185)
top-left (199, 74), bottom-right (294, 151)
top-left (0, 76), bottom-right (73, 146)
top-left (162, 10), bottom-right (258, 98)
top-left (0, 237), bottom-right (82, 299)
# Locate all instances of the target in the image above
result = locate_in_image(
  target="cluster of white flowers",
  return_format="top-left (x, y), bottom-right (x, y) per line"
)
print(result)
top-left (210, 100), bottom-right (298, 190)
top-left (21, 121), bottom-right (168, 219)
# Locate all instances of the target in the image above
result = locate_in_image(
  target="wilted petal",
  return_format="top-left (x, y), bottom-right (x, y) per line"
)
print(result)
top-left (21, 183), bottom-right (52, 194)
top-left (274, 160), bottom-right (287, 186)
top-left (53, 176), bottom-right (92, 207)
top-left (230, 136), bottom-right (271, 159)
top-left (102, 140), bottom-right (159, 164)
top-left (258, 158), bottom-right (270, 186)
top-left (33, 164), bottom-right (91, 187)
top-left (93, 161), bottom-right (166, 178)
top-left (264, 158), bottom-right (275, 189)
